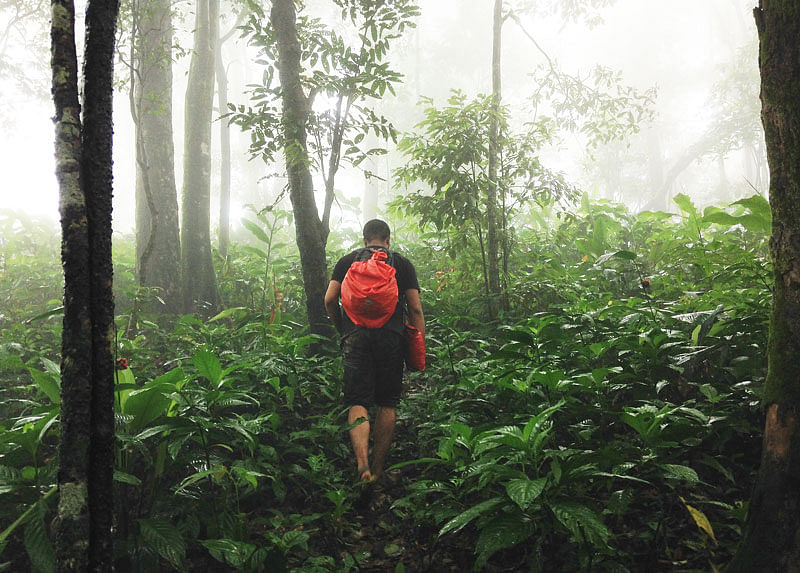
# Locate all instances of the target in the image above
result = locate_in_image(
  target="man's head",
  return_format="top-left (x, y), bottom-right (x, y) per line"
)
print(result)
top-left (363, 219), bottom-right (391, 247)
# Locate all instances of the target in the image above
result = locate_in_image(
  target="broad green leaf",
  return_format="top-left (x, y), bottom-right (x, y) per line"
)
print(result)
top-left (29, 369), bottom-right (60, 405)
top-left (506, 477), bottom-right (547, 510)
top-left (551, 500), bottom-right (610, 547)
top-left (594, 250), bottom-right (636, 265)
top-left (732, 194), bottom-right (770, 221)
top-left (673, 193), bottom-right (697, 217)
top-left (439, 496), bottom-right (505, 536)
top-left (24, 504), bottom-right (54, 573)
top-left (242, 219), bottom-right (270, 244)
top-left (201, 539), bottom-right (257, 568)
top-left (113, 470), bottom-right (142, 486)
top-left (660, 463), bottom-right (699, 483)
top-left (193, 350), bottom-right (222, 385)
top-left (208, 307), bottom-right (248, 322)
top-left (702, 211), bottom-right (739, 229)
top-left (123, 386), bottom-right (172, 431)
top-left (139, 518), bottom-right (186, 570)
top-left (25, 306), bottom-right (64, 324)
top-left (474, 513), bottom-right (536, 569)
top-left (114, 368), bottom-right (136, 412)
top-left (40, 358), bottom-right (60, 377)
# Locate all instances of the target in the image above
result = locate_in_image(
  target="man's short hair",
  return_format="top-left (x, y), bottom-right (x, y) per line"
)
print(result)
top-left (363, 219), bottom-right (391, 242)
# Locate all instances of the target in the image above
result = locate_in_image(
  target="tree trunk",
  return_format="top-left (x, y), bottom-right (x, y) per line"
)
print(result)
top-left (730, 2), bottom-right (800, 570)
top-left (271, 0), bottom-right (333, 341)
top-left (133, 0), bottom-right (181, 312)
top-left (51, 0), bottom-right (118, 568)
top-left (217, 18), bottom-right (238, 259)
top-left (486, 0), bottom-right (502, 319)
top-left (81, 0), bottom-right (118, 566)
top-left (52, 1), bottom-right (91, 568)
top-left (181, 0), bottom-right (220, 315)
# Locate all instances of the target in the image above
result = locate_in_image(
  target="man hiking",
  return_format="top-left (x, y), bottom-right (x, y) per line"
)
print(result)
top-left (324, 219), bottom-right (425, 484)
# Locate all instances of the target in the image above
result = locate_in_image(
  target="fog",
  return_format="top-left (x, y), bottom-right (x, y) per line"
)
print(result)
top-left (1, 0), bottom-right (760, 234)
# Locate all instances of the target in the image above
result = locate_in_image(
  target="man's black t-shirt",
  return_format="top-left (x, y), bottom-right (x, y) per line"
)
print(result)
top-left (331, 247), bottom-right (420, 336)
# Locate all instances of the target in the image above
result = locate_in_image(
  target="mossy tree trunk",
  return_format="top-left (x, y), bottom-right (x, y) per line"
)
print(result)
top-left (181, 0), bottom-right (221, 315)
top-left (51, 0), bottom-right (118, 569)
top-left (271, 0), bottom-right (333, 342)
top-left (133, 0), bottom-right (181, 312)
top-left (730, 2), bottom-right (800, 570)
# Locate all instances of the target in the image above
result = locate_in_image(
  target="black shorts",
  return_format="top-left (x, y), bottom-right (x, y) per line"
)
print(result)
top-left (342, 328), bottom-right (404, 408)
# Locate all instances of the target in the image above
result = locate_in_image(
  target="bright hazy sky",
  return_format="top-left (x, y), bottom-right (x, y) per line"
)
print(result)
top-left (1, 0), bottom-right (757, 232)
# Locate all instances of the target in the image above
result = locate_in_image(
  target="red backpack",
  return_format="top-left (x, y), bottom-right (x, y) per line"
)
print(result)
top-left (341, 248), bottom-right (399, 328)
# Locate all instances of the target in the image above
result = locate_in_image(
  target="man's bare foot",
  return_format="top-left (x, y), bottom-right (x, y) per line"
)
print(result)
top-left (358, 466), bottom-right (375, 483)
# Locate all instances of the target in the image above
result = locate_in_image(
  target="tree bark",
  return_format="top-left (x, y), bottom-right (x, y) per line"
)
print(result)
top-left (51, 0), bottom-right (118, 568)
top-left (217, 17), bottom-right (241, 259)
top-left (81, 0), bottom-right (118, 566)
top-left (51, 1), bottom-right (91, 568)
top-left (181, 0), bottom-right (220, 315)
top-left (730, 2), bottom-right (800, 570)
top-left (271, 0), bottom-right (333, 341)
top-left (486, 0), bottom-right (502, 319)
top-left (133, 0), bottom-right (181, 312)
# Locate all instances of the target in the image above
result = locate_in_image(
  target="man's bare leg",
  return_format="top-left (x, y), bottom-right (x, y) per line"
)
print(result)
top-left (348, 405), bottom-right (372, 481)
top-left (371, 406), bottom-right (396, 479)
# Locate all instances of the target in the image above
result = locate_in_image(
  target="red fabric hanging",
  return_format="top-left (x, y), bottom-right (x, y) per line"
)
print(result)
top-left (341, 250), bottom-right (398, 328)
top-left (405, 324), bottom-right (425, 371)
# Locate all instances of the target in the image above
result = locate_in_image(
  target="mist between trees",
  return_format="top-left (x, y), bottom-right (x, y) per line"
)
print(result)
top-left (2, 0), bottom-right (793, 571)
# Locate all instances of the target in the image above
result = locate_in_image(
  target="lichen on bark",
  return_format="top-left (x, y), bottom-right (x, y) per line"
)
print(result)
top-left (58, 481), bottom-right (88, 520)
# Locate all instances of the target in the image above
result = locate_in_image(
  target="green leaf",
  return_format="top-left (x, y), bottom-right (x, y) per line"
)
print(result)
top-left (506, 477), bottom-right (547, 510)
top-left (551, 501), bottom-right (610, 547)
top-left (139, 518), bottom-right (186, 570)
top-left (113, 470), bottom-right (142, 486)
top-left (25, 306), bottom-right (64, 324)
top-left (193, 350), bottom-right (222, 385)
top-left (439, 496), bottom-right (505, 536)
top-left (732, 194), bottom-right (770, 221)
top-left (29, 369), bottom-right (60, 405)
top-left (386, 457), bottom-right (444, 471)
top-left (208, 307), bottom-right (248, 322)
top-left (659, 463), bottom-right (699, 484)
top-left (594, 250), bottom-right (636, 265)
top-left (242, 219), bottom-right (270, 244)
top-left (123, 386), bottom-right (172, 431)
top-left (474, 514), bottom-right (536, 569)
top-left (23, 504), bottom-right (54, 573)
top-left (673, 193), bottom-right (697, 217)
top-left (201, 539), bottom-right (257, 568)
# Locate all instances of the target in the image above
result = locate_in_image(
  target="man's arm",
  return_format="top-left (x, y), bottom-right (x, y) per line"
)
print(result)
top-left (405, 288), bottom-right (425, 339)
top-left (324, 280), bottom-right (343, 334)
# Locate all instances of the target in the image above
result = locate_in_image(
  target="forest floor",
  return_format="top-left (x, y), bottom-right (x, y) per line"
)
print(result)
top-left (338, 467), bottom-right (473, 572)
top-left (313, 375), bottom-right (481, 572)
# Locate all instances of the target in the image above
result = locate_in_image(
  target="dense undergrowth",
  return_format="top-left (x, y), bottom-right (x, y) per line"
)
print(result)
top-left (0, 194), bottom-right (770, 571)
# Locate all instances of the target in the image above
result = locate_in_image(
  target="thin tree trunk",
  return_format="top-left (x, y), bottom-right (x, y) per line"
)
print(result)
top-left (216, 19), bottom-right (237, 259)
top-left (486, 0), bottom-right (502, 320)
top-left (133, 0), bottom-right (181, 312)
top-left (271, 0), bottom-right (332, 341)
top-left (181, 0), bottom-right (220, 315)
top-left (730, 2), bottom-right (800, 570)
top-left (51, 1), bottom-right (92, 567)
top-left (81, 0), bottom-right (118, 566)
top-left (51, 0), bottom-right (118, 568)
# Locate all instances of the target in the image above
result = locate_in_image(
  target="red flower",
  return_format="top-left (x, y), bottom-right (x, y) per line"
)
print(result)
top-left (116, 357), bottom-right (129, 370)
